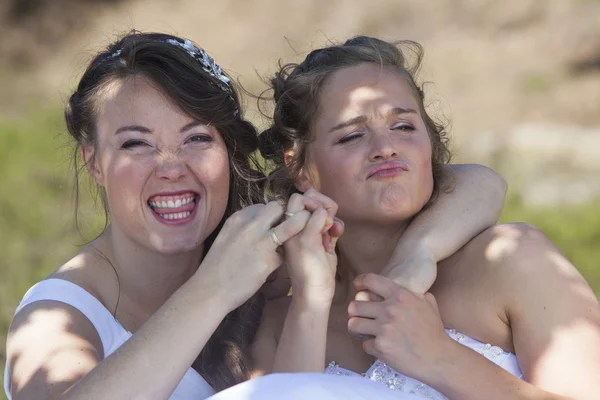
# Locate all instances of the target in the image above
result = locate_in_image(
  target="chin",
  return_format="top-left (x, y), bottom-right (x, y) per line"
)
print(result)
top-left (149, 237), bottom-right (204, 256)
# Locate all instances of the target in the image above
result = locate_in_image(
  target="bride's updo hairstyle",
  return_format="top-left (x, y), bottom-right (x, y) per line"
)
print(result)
top-left (259, 36), bottom-right (451, 202)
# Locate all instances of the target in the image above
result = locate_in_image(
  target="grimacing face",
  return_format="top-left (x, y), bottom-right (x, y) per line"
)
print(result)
top-left (298, 63), bottom-right (434, 226)
top-left (86, 76), bottom-right (230, 254)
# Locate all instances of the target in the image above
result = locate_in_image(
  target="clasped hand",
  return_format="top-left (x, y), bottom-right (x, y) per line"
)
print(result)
top-left (348, 273), bottom-right (450, 381)
top-left (283, 189), bottom-right (344, 302)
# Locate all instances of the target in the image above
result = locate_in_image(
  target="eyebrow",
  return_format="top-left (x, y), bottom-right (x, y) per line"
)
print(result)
top-left (328, 107), bottom-right (417, 133)
top-left (179, 121), bottom-right (204, 132)
top-left (390, 107), bottom-right (417, 116)
top-left (114, 121), bottom-right (204, 135)
top-left (114, 125), bottom-right (152, 135)
top-left (328, 116), bottom-right (368, 133)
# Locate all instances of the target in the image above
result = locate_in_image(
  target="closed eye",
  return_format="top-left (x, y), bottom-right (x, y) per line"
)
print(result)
top-left (186, 134), bottom-right (213, 144)
top-left (338, 133), bottom-right (364, 144)
top-left (121, 140), bottom-right (149, 149)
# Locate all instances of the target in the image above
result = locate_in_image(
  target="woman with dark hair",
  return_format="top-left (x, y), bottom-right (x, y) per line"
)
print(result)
top-left (245, 37), bottom-right (600, 399)
top-left (4, 31), bottom-right (507, 400)
top-left (3, 31), bottom-right (315, 400)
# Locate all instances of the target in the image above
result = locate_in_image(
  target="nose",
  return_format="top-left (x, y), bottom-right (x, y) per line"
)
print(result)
top-left (368, 131), bottom-right (399, 162)
top-left (154, 150), bottom-right (187, 182)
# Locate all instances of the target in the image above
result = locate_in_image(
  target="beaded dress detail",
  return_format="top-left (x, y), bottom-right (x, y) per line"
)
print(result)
top-left (325, 329), bottom-right (523, 399)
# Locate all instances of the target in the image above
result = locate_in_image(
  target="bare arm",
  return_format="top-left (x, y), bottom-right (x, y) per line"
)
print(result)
top-left (7, 277), bottom-right (230, 400)
top-left (382, 164), bottom-right (507, 293)
top-left (414, 224), bottom-right (600, 400)
top-left (252, 192), bottom-right (340, 375)
top-left (7, 202), bottom-right (310, 400)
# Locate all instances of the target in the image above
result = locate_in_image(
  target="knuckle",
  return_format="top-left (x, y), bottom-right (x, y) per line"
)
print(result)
top-left (380, 323), bottom-right (396, 338)
top-left (363, 273), bottom-right (377, 286)
top-left (347, 317), bottom-right (359, 333)
top-left (372, 336), bottom-right (388, 354)
top-left (330, 202), bottom-right (338, 215)
top-left (347, 301), bottom-right (357, 315)
top-left (393, 287), bottom-right (410, 303)
top-left (266, 200), bottom-right (283, 214)
top-left (383, 303), bottom-right (398, 320)
top-left (288, 193), bottom-right (302, 205)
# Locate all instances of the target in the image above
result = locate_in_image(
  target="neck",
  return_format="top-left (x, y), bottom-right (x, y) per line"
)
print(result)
top-left (96, 224), bottom-right (204, 318)
top-left (334, 218), bottom-right (409, 303)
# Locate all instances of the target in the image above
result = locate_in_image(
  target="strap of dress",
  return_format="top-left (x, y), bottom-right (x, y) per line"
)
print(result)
top-left (16, 278), bottom-right (125, 355)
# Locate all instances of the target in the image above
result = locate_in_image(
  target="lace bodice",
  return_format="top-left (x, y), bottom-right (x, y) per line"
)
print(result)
top-left (324, 329), bottom-right (523, 399)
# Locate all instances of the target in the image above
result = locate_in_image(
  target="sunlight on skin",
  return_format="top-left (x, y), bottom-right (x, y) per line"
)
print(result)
top-left (9, 307), bottom-right (100, 393)
top-left (533, 321), bottom-right (600, 395)
top-left (483, 225), bottom-right (522, 261)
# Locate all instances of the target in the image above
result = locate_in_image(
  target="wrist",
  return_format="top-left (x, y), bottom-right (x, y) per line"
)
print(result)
top-left (411, 336), bottom-right (463, 390)
top-left (291, 287), bottom-right (334, 310)
top-left (186, 273), bottom-right (233, 316)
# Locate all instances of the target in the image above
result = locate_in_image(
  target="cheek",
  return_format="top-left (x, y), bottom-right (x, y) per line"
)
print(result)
top-left (416, 140), bottom-right (434, 196)
top-left (194, 149), bottom-right (230, 198)
top-left (309, 151), bottom-right (356, 194)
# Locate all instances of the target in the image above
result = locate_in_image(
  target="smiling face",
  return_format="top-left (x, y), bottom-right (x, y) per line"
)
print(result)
top-left (87, 76), bottom-right (230, 254)
top-left (300, 63), bottom-right (434, 225)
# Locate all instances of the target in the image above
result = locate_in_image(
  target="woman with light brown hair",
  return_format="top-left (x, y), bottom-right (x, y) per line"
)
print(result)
top-left (243, 37), bottom-right (600, 400)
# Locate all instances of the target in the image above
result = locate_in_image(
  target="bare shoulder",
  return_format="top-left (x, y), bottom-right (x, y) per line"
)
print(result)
top-left (443, 223), bottom-right (562, 278)
top-left (440, 222), bottom-right (597, 320)
top-left (7, 298), bottom-right (103, 399)
top-left (50, 244), bottom-right (120, 313)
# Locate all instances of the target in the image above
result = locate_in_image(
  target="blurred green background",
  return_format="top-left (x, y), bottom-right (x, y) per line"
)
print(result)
top-left (1, 0), bottom-right (599, 398)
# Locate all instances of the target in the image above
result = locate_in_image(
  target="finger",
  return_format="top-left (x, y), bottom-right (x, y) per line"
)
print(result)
top-left (354, 290), bottom-right (384, 302)
top-left (330, 217), bottom-right (345, 238)
top-left (353, 273), bottom-right (400, 300)
top-left (328, 220), bottom-right (344, 254)
top-left (286, 193), bottom-right (322, 216)
top-left (361, 338), bottom-right (379, 357)
top-left (309, 208), bottom-right (335, 253)
top-left (303, 189), bottom-right (338, 220)
top-left (256, 201), bottom-right (285, 229)
top-left (303, 207), bottom-right (332, 239)
top-left (424, 292), bottom-right (440, 314)
top-left (347, 300), bottom-right (383, 319)
top-left (347, 316), bottom-right (379, 337)
top-left (293, 190), bottom-right (343, 241)
top-left (269, 210), bottom-right (312, 246)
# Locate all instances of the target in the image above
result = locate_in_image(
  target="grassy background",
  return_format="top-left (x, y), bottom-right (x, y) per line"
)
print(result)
top-left (1, 108), bottom-right (599, 399)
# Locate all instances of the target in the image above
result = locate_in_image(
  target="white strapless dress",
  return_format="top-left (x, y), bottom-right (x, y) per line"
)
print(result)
top-left (208, 329), bottom-right (523, 400)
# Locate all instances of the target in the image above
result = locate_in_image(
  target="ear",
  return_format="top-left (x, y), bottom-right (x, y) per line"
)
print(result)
top-left (81, 145), bottom-right (105, 187)
top-left (294, 168), bottom-right (314, 193)
top-left (284, 149), bottom-right (314, 193)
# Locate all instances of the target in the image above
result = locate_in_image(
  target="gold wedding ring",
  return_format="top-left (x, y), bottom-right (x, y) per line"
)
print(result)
top-left (269, 229), bottom-right (283, 246)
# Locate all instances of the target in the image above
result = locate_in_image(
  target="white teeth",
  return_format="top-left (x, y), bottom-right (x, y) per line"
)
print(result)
top-left (158, 211), bottom-right (191, 221)
top-left (150, 196), bottom-right (195, 209)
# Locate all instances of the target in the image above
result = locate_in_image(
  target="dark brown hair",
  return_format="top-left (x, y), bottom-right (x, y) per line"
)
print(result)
top-left (258, 36), bottom-right (451, 202)
top-left (65, 31), bottom-right (264, 391)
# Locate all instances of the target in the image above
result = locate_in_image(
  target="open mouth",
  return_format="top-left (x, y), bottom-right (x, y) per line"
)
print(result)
top-left (147, 192), bottom-right (199, 223)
